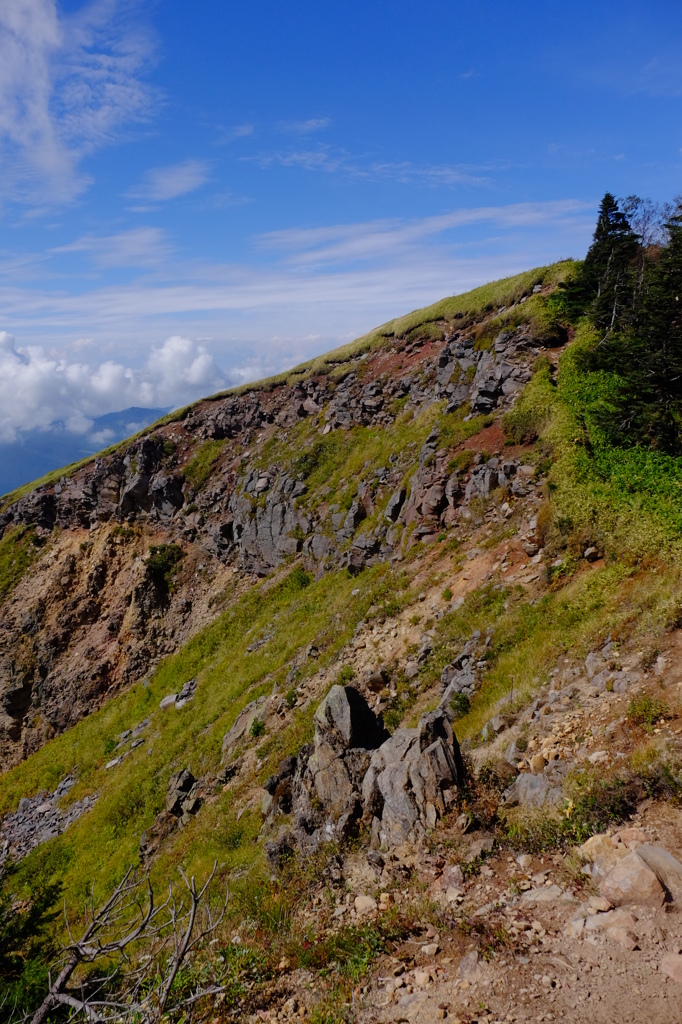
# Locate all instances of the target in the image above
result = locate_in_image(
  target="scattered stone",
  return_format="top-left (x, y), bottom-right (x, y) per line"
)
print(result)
top-left (588, 895), bottom-right (612, 912)
top-left (501, 773), bottom-right (562, 809)
top-left (564, 917), bottom-right (585, 939)
top-left (466, 833), bottom-right (495, 860)
top-left (606, 926), bottom-right (639, 950)
top-left (661, 953), bottom-right (682, 985)
top-left (520, 884), bottom-right (563, 904)
top-left (354, 894), bottom-right (377, 915)
top-left (0, 776), bottom-right (96, 867)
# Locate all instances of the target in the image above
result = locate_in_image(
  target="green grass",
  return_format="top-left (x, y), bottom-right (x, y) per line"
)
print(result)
top-left (183, 439), bottom-right (227, 493)
top-left (0, 526), bottom-right (45, 600)
top-left (627, 694), bottom-right (669, 730)
top-left (0, 561), bottom-right (411, 918)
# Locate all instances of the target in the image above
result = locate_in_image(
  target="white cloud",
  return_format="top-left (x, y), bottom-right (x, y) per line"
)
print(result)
top-left (250, 146), bottom-right (493, 186)
top-left (216, 123), bottom-right (254, 144)
top-left (127, 159), bottom-right (210, 202)
top-left (278, 117), bottom-right (331, 135)
top-left (53, 226), bottom-right (171, 267)
top-left (0, 199), bottom-right (596, 439)
top-left (254, 147), bottom-right (345, 173)
top-left (255, 200), bottom-right (594, 265)
top-left (0, 331), bottom-right (226, 443)
top-left (0, 0), bottom-right (157, 207)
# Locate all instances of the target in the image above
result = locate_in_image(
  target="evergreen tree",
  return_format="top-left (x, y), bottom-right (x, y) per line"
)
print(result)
top-left (561, 192), bottom-right (640, 330)
top-left (586, 200), bottom-right (682, 451)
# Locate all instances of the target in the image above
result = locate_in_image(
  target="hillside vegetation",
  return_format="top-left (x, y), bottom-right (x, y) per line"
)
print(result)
top-left (3, 197), bottom-right (682, 1023)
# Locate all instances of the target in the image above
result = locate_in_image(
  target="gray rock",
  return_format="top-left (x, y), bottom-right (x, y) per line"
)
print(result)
top-left (466, 833), bottom-right (495, 860)
top-left (385, 488), bottom-right (407, 522)
top-left (313, 685), bottom-right (389, 753)
top-left (501, 773), bottom-right (563, 809)
top-left (480, 715), bottom-right (506, 741)
top-left (166, 769), bottom-right (196, 816)
top-left (362, 709), bottom-right (464, 848)
top-left (221, 696), bottom-right (267, 758)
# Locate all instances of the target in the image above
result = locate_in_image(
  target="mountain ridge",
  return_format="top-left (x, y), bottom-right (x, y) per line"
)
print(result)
top-left (3, 245), bottom-right (682, 1024)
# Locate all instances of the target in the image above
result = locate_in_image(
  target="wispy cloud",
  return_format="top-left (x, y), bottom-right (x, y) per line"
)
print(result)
top-left (363, 161), bottom-right (491, 187)
top-left (256, 200), bottom-right (593, 266)
top-left (53, 226), bottom-right (172, 268)
top-left (577, 50), bottom-right (682, 100)
top-left (0, 0), bottom-right (158, 208)
top-left (216, 122), bottom-right (255, 144)
top-left (278, 117), bottom-right (331, 135)
top-left (127, 158), bottom-right (210, 202)
top-left (250, 146), bottom-right (492, 186)
top-left (268, 148), bottom-right (345, 172)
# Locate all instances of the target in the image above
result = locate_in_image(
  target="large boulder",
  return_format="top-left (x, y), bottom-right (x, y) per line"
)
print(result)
top-left (314, 684), bottom-right (389, 753)
top-left (292, 687), bottom-right (388, 849)
top-left (362, 709), bottom-right (465, 848)
top-left (288, 688), bottom-right (465, 857)
top-left (599, 850), bottom-right (666, 908)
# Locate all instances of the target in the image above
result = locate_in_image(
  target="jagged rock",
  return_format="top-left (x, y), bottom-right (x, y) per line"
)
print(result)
top-left (288, 690), bottom-right (463, 856)
top-left (290, 687), bottom-right (388, 849)
top-left (265, 829), bottom-right (297, 870)
top-left (362, 709), bottom-right (465, 848)
top-left (166, 769), bottom-right (197, 816)
top-left (385, 488), bottom-right (406, 522)
top-left (261, 756), bottom-right (297, 817)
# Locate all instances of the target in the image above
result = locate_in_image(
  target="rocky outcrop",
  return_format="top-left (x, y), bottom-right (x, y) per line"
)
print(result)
top-left (362, 709), bottom-right (465, 849)
top-left (266, 686), bottom-right (465, 865)
top-left (0, 776), bottom-right (96, 870)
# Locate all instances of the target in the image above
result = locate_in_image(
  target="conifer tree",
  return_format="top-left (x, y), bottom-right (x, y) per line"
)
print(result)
top-left (560, 192), bottom-right (640, 330)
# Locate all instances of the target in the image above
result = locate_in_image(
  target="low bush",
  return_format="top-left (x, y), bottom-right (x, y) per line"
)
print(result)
top-left (627, 694), bottom-right (669, 730)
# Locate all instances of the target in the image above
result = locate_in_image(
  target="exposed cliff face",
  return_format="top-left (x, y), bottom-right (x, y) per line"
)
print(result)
top-left (0, 281), bottom-right (558, 769)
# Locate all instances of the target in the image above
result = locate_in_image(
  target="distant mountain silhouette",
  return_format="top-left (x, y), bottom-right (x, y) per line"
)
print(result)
top-left (0, 407), bottom-right (169, 496)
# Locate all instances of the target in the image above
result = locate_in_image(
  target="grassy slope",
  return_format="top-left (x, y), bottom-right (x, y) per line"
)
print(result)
top-left (9, 257), bottom-right (681, 923)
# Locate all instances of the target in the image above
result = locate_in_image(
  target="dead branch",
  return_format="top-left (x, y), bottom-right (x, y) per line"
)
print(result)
top-left (19, 861), bottom-right (227, 1024)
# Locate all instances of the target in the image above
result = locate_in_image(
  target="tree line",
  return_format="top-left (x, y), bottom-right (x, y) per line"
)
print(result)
top-left (558, 191), bottom-right (682, 452)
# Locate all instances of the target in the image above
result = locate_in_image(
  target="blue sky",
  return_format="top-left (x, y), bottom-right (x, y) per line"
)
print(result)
top-left (0, 0), bottom-right (680, 443)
